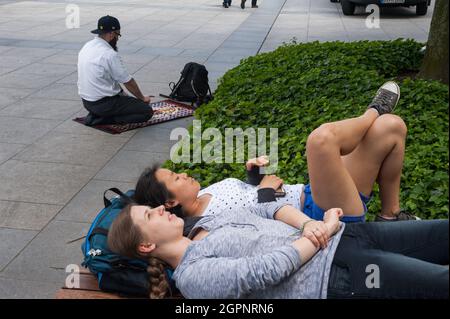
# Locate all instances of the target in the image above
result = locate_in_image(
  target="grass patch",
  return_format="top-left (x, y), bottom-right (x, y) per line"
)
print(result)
top-left (165, 39), bottom-right (449, 220)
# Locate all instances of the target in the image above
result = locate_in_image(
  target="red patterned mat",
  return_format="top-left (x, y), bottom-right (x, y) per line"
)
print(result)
top-left (73, 99), bottom-right (194, 134)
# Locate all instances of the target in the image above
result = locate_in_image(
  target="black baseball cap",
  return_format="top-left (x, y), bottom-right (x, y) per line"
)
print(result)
top-left (91, 15), bottom-right (121, 34)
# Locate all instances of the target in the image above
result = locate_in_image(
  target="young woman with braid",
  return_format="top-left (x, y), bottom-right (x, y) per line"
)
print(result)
top-left (107, 195), bottom-right (448, 299)
top-left (107, 82), bottom-right (448, 298)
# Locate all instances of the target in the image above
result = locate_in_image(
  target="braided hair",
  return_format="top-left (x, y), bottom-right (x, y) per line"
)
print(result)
top-left (147, 257), bottom-right (171, 299)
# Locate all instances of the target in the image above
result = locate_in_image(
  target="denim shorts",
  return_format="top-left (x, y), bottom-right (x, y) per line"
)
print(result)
top-left (302, 184), bottom-right (371, 223)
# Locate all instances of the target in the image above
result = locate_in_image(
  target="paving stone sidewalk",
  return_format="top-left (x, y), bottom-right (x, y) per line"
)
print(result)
top-left (0, 0), bottom-right (433, 298)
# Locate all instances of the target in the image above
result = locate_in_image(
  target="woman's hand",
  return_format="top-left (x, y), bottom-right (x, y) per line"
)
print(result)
top-left (259, 174), bottom-right (283, 191)
top-left (323, 208), bottom-right (344, 237)
top-left (302, 221), bottom-right (330, 249)
top-left (246, 155), bottom-right (269, 171)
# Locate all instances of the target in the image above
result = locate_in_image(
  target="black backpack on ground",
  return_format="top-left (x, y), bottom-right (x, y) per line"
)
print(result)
top-left (161, 62), bottom-right (213, 108)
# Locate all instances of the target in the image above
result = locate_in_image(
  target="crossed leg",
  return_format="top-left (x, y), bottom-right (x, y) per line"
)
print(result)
top-left (306, 109), bottom-right (407, 217)
top-left (342, 114), bottom-right (407, 218)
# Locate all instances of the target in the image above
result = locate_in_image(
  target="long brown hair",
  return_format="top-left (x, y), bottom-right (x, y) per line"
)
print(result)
top-left (107, 204), bottom-right (170, 299)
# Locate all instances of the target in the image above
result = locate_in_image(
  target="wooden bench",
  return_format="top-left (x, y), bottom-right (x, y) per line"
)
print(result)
top-left (55, 266), bottom-right (183, 299)
top-left (55, 266), bottom-right (125, 299)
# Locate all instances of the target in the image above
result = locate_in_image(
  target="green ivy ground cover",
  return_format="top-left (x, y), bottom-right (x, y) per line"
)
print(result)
top-left (165, 39), bottom-right (449, 220)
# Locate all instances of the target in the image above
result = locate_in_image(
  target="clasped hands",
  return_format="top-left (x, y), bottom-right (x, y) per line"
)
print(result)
top-left (246, 156), bottom-right (344, 249)
top-left (301, 208), bottom-right (344, 249)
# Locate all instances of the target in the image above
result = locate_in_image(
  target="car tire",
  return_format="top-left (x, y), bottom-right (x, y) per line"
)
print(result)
top-left (341, 0), bottom-right (355, 15)
top-left (416, 2), bottom-right (428, 15)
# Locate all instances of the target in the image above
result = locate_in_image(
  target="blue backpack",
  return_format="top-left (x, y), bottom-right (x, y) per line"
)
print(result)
top-left (81, 188), bottom-right (176, 297)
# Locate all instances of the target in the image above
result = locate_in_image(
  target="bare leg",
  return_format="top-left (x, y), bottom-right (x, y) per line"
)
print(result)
top-left (306, 109), bottom-right (379, 216)
top-left (341, 114), bottom-right (407, 218)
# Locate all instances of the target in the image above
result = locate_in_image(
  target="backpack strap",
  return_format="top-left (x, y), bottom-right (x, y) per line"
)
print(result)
top-left (103, 188), bottom-right (132, 208)
top-left (170, 76), bottom-right (186, 98)
top-left (208, 84), bottom-right (213, 98)
top-left (190, 78), bottom-right (200, 98)
top-left (88, 227), bottom-right (109, 241)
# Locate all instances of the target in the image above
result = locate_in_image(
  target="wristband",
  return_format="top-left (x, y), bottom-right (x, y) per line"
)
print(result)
top-left (247, 165), bottom-right (265, 186)
top-left (300, 219), bottom-right (314, 233)
top-left (257, 188), bottom-right (276, 203)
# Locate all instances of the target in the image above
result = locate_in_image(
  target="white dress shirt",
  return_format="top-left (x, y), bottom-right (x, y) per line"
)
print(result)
top-left (77, 36), bottom-right (132, 102)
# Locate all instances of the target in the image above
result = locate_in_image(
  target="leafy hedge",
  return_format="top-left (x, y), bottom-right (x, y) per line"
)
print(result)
top-left (165, 39), bottom-right (449, 220)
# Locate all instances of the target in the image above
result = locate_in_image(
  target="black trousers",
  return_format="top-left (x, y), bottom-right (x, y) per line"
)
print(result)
top-left (224, 0), bottom-right (257, 5)
top-left (82, 94), bottom-right (153, 125)
top-left (327, 219), bottom-right (449, 299)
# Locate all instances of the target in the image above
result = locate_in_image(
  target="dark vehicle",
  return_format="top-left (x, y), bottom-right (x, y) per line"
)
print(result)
top-left (330, 0), bottom-right (431, 16)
